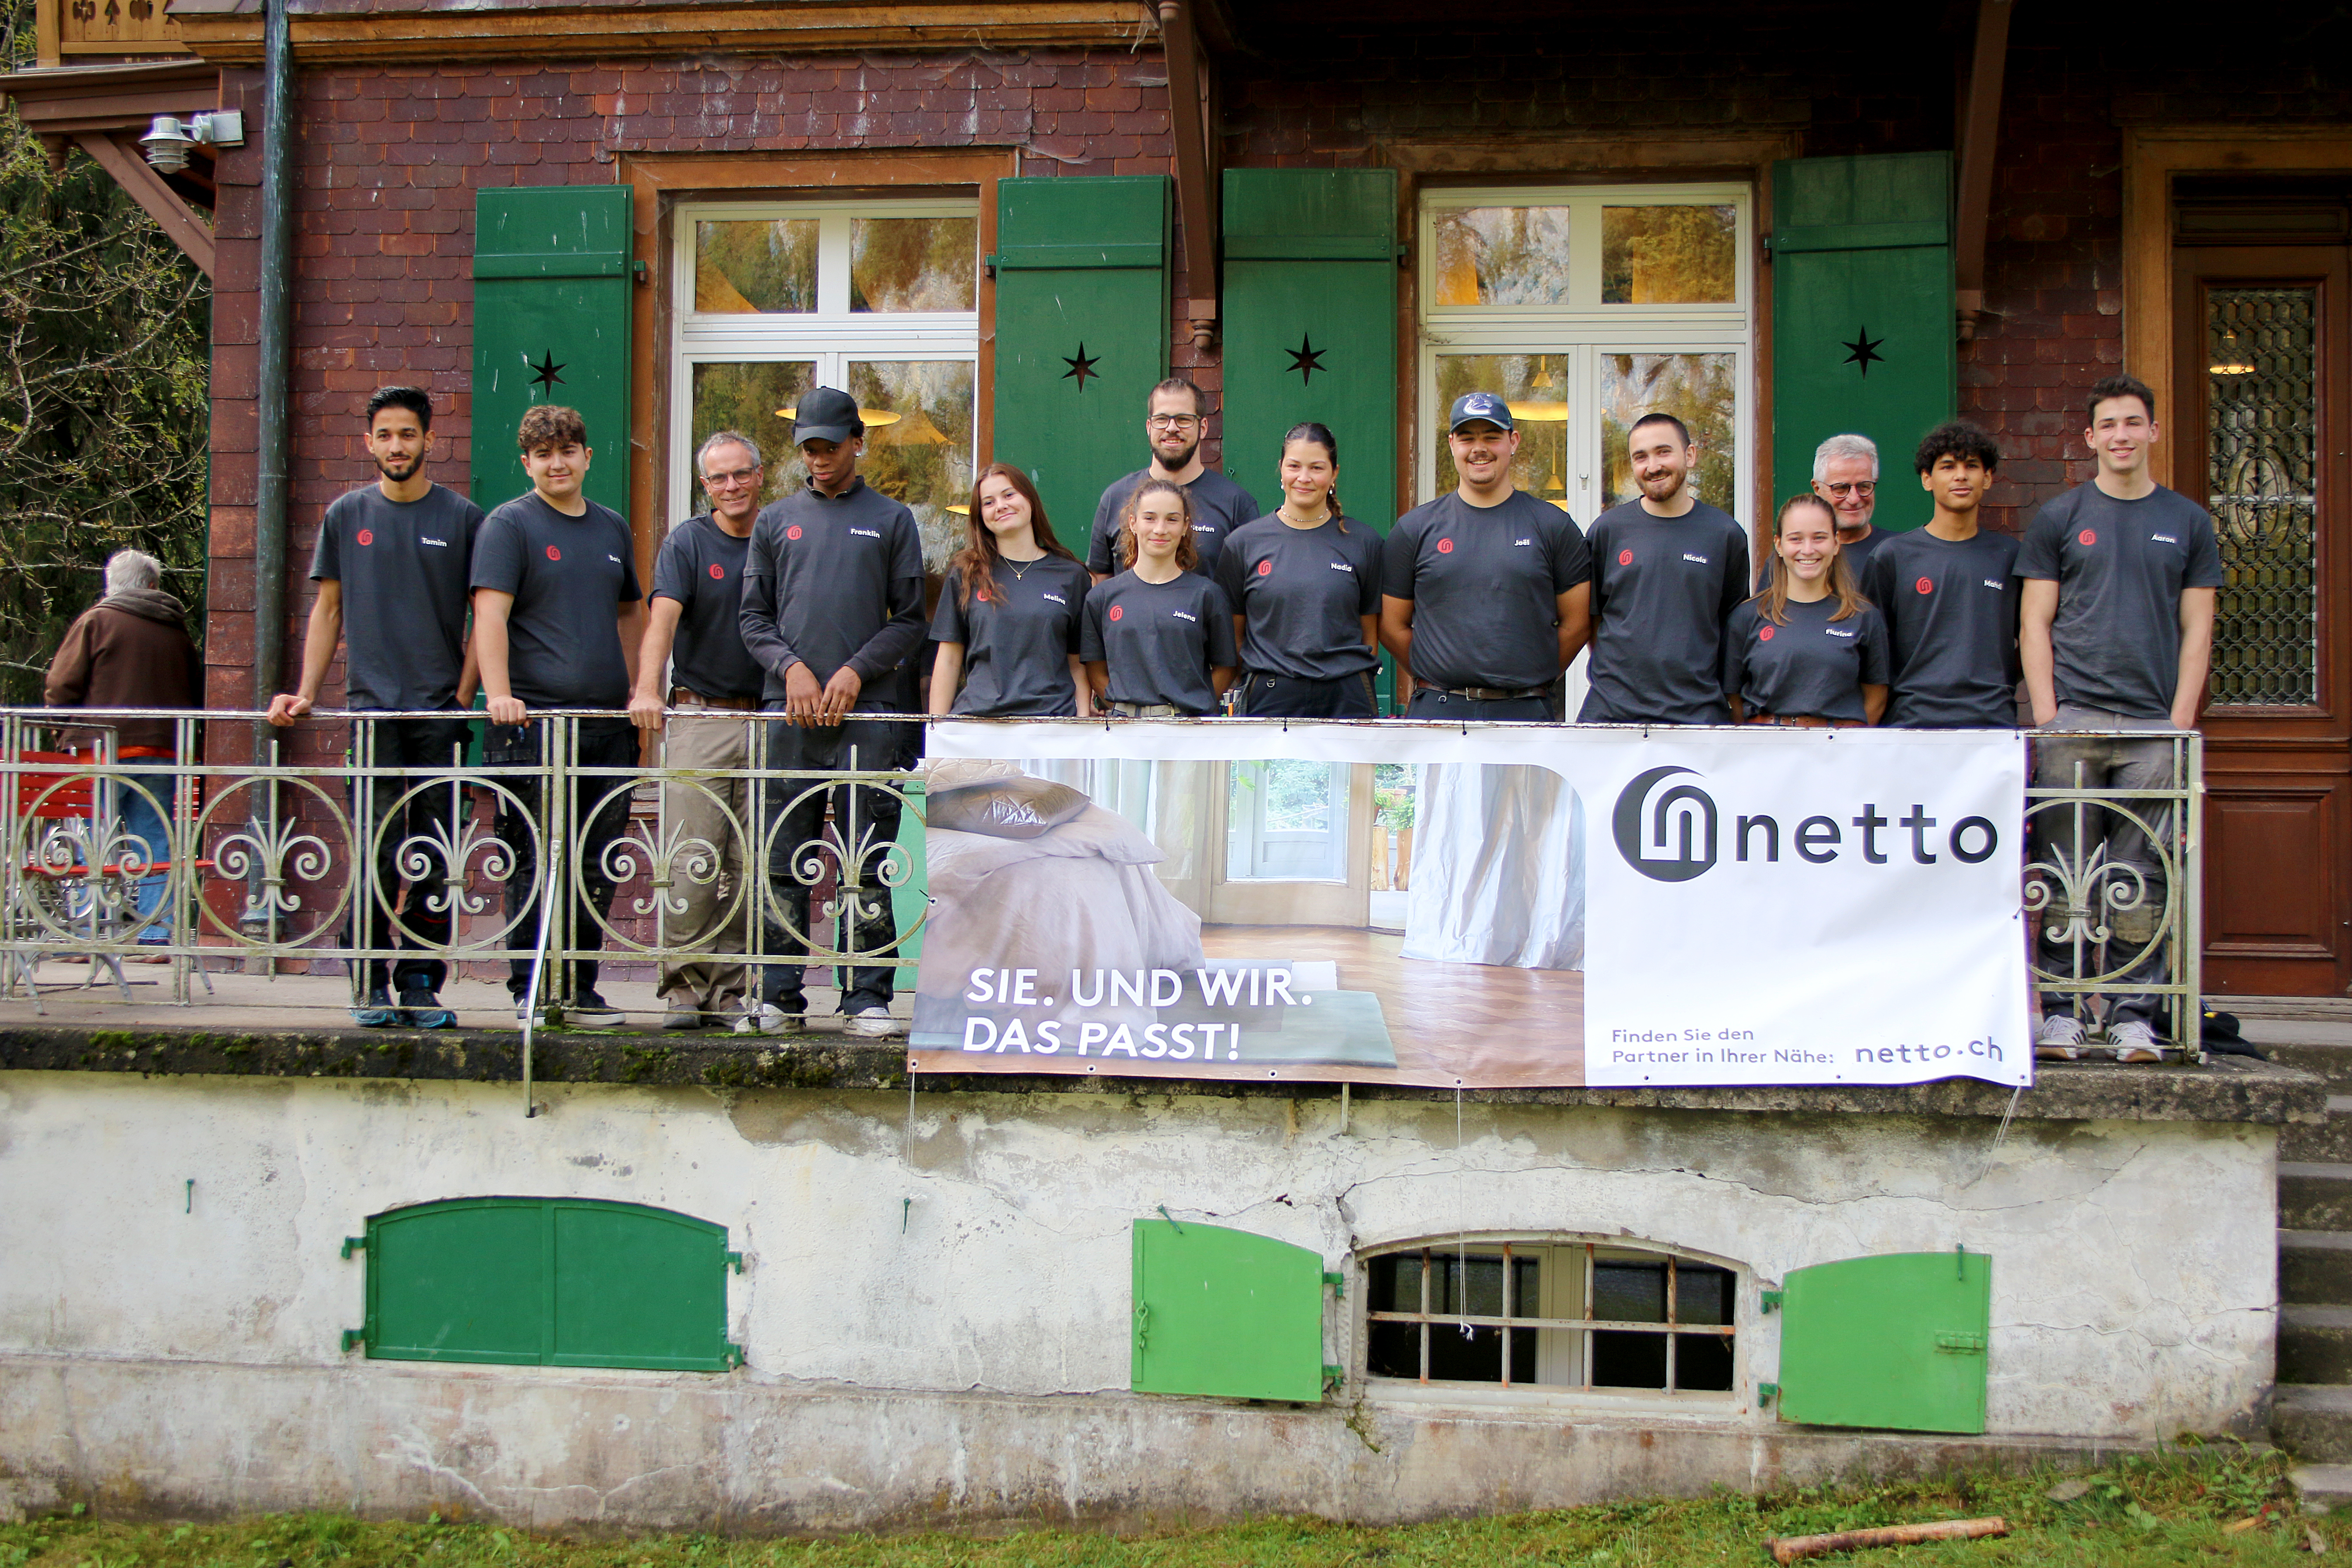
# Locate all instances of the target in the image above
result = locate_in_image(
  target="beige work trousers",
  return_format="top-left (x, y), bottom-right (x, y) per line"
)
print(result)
top-left (655, 708), bottom-right (759, 1009)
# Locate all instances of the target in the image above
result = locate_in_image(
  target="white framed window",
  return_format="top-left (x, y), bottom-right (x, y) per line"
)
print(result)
top-left (1416, 184), bottom-right (1755, 524)
top-left (1361, 1236), bottom-right (1741, 1403)
top-left (670, 197), bottom-right (982, 568)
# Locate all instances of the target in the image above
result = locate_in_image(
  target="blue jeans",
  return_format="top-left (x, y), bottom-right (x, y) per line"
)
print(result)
top-left (116, 771), bottom-right (173, 940)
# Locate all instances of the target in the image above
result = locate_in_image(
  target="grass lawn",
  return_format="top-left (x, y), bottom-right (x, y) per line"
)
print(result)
top-left (1, 1443), bottom-right (2339, 1567)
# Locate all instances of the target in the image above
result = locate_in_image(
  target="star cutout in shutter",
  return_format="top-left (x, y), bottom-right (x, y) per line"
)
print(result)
top-left (1841, 327), bottom-right (1884, 377)
top-left (528, 352), bottom-right (566, 392)
top-left (1061, 343), bottom-right (1099, 390)
top-left (1286, 332), bottom-right (1327, 385)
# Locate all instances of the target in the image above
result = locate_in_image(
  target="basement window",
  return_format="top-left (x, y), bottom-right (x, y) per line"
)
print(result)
top-left (1363, 1239), bottom-right (1736, 1395)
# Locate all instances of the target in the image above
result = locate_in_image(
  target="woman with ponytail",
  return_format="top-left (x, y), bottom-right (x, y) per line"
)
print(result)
top-left (1213, 421), bottom-right (1383, 717)
top-left (1078, 478), bottom-right (1237, 717)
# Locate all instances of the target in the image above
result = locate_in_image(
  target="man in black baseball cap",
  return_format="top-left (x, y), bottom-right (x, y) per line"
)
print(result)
top-left (1379, 391), bottom-right (1591, 721)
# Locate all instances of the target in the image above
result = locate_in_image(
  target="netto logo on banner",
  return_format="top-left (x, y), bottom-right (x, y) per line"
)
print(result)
top-left (1612, 764), bottom-right (2002, 883)
top-left (1613, 766), bottom-right (1716, 882)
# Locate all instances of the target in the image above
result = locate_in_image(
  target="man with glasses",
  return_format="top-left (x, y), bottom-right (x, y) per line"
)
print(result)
top-left (1758, 433), bottom-right (1887, 590)
top-left (1086, 377), bottom-right (1259, 583)
top-left (628, 430), bottom-right (768, 1032)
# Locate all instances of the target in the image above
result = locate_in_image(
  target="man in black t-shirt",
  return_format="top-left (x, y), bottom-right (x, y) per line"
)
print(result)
top-left (1859, 420), bottom-right (2021, 729)
top-left (471, 404), bottom-right (647, 1029)
top-left (1379, 392), bottom-right (1592, 723)
top-left (738, 387), bottom-right (927, 1039)
top-left (1580, 413), bottom-right (1750, 723)
top-left (2017, 374), bottom-right (2225, 1062)
top-left (1086, 378), bottom-right (1259, 582)
top-left (627, 430), bottom-right (768, 1031)
top-left (268, 386), bottom-right (482, 1029)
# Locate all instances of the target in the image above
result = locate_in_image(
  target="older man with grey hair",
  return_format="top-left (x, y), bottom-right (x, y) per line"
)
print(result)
top-left (1757, 432), bottom-right (1889, 589)
top-left (627, 429), bottom-right (770, 1030)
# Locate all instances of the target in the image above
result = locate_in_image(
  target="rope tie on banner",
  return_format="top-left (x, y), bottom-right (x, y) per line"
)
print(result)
top-left (1971, 1085), bottom-right (2027, 1185)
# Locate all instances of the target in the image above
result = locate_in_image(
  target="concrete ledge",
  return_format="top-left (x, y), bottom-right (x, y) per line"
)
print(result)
top-left (0, 1021), bottom-right (2323, 1124)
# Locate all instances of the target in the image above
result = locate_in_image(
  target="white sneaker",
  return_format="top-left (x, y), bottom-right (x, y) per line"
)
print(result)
top-left (732, 1002), bottom-right (802, 1037)
top-left (845, 1005), bottom-right (906, 1039)
top-left (2035, 1013), bottom-right (2087, 1060)
top-left (2107, 1020), bottom-right (2165, 1063)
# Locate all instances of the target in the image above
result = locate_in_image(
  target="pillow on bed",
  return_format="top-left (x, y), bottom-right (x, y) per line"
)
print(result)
top-left (927, 777), bottom-right (1090, 839)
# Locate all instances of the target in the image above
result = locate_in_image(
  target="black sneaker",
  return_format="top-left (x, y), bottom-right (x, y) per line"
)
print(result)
top-left (400, 984), bottom-right (456, 1030)
top-left (570, 991), bottom-right (625, 1029)
top-left (352, 986), bottom-right (398, 1027)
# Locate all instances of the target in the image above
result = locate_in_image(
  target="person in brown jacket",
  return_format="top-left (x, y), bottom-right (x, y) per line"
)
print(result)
top-left (45, 549), bottom-right (202, 943)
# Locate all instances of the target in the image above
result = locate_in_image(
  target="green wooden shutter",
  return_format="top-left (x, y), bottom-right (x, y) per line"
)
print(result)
top-left (1131, 1218), bottom-right (1333, 1403)
top-left (349, 1197), bottom-right (742, 1371)
top-left (989, 176), bottom-right (1170, 543)
top-left (1773, 1249), bottom-right (1990, 1433)
top-left (1768, 153), bottom-right (1955, 527)
top-left (472, 185), bottom-right (634, 515)
top-left (1219, 168), bottom-right (1400, 705)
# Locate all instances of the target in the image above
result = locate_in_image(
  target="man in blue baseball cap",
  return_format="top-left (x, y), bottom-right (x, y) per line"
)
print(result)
top-left (1378, 392), bottom-right (1592, 720)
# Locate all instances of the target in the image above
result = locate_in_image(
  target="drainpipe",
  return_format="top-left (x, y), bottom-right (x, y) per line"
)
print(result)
top-left (1156, 0), bottom-right (1217, 352)
top-left (252, 0), bottom-right (293, 740)
top-left (1952, 0), bottom-right (2013, 343)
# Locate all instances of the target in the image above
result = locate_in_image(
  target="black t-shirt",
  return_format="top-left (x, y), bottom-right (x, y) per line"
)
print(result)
top-left (1380, 489), bottom-right (1592, 692)
top-left (1078, 570), bottom-right (1238, 714)
top-left (470, 490), bottom-right (641, 709)
top-left (309, 482), bottom-right (482, 711)
top-left (1859, 527), bottom-right (2022, 729)
top-left (739, 478), bottom-right (927, 710)
top-left (2013, 483), bottom-right (2227, 719)
top-left (1756, 524), bottom-right (1888, 591)
top-left (649, 514), bottom-right (764, 704)
top-left (930, 554), bottom-right (1092, 717)
top-left (1722, 594), bottom-right (1891, 724)
top-left (1580, 500), bottom-right (1751, 724)
top-left (1213, 514), bottom-right (1382, 681)
top-left (1086, 468), bottom-right (1261, 577)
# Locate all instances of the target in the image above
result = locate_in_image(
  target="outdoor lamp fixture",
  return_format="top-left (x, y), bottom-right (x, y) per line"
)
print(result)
top-left (139, 111), bottom-right (246, 173)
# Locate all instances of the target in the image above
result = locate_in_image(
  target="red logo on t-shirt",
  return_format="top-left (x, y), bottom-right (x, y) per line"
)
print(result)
top-left (708, 562), bottom-right (725, 580)
top-left (1256, 559), bottom-right (1273, 577)
top-left (1109, 605), bottom-right (1124, 622)
top-left (1618, 548), bottom-right (1633, 566)
top-left (355, 529), bottom-right (374, 547)
top-left (1916, 576), bottom-right (1934, 595)
top-left (545, 545), bottom-right (561, 561)
top-left (2078, 529), bottom-right (2098, 547)
top-left (1437, 539), bottom-right (1455, 554)
top-left (787, 525), bottom-right (803, 541)
top-left (1758, 626), bottom-right (1775, 642)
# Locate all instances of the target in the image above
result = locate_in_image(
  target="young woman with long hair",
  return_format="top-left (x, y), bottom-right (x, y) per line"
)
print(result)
top-left (1722, 492), bottom-right (1890, 726)
top-left (1213, 421), bottom-right (1383, 717)
top-left (1078, 477), bottom-right (1237, 717)
top-left (928, 463), bottom-right (1093, 717)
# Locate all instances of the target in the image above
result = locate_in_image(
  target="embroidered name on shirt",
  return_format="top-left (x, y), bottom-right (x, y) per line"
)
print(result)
top-left (1328, 560), bottom-right (1354, 572)
top-left (1982, 578), bottom-right (2004, 590)
top-left (420, 536), bottom-right (447, 547)
top-left (607, 554), bottom-right (622, 564)
top-left (1826, 627), bottom-right (1856, 638)
top-left (2151, 533), bottom-right (2179, 544)
top-left (1682, 553), bottom-right (1711, 565)
top-left (849, 527), bottom-right (882, 539)
top-left (1171, 610), bottom-right (1198, 622)
top-left (1513, 538), bottom-right (1534, 547)
top-left (1042, 592), bottom-right (1069, 605)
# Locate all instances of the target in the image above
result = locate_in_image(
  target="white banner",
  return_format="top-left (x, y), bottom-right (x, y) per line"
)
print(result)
top-left (916, 721), bottom-right (2030, 1090)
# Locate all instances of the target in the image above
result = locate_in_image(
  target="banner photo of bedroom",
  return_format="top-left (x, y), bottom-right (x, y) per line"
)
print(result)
top-left (910, 722), bottom-right (2030, 1092)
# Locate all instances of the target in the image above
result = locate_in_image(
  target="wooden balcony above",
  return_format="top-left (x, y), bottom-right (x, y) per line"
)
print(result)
top-left (34, 0), bottom-right (193, 66)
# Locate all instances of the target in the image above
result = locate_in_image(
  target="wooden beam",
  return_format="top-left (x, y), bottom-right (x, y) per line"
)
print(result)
top-left (3, 60), bottom-right (220, 139)
top-left (1952, 0), bottom-right (2013, 341)
top-left (34, 0), bottom-right (60, 70)
top-left (72, 131), bottom-right (214, 278)
top-left (1157, 0), bottom-right (1216, 340)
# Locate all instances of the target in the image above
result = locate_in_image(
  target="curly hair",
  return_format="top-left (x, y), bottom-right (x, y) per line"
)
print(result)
top-left (517, 404), bottom-right (587, 453)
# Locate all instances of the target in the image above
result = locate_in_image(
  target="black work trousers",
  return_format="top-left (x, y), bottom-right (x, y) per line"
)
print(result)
top-left (753, 711), bottom-right (919, 1014)
top-left (485, 718), bottom-right (639, 1001)
top-left (342, 714), bottom-right (472, 994)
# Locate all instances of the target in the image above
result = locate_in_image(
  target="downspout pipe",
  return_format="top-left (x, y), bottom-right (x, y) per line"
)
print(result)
top-left (252, 0), bottom-right (293, 745)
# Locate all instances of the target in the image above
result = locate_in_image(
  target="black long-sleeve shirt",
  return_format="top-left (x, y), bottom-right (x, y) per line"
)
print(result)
top-left (738, 478), bottom-right (927, 709)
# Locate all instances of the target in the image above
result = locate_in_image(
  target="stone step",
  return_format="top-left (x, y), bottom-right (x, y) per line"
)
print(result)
top-left (2281, 1099), bottom-right (2352, 1164)
top-left (2275, 1385), bottom-right (2352, 1461)
top-left (2281, 1306), bottom-right (2352, 1385)
top-left (2282, 1231), bottom-right (2352, 1305)
top-left (2282, 1165), bottom-right (2352, 1232)
top-left (2248, 1030), bottom-right (2352, 1090)
top-left (2291, 1462), bottom-right (2352, 1514)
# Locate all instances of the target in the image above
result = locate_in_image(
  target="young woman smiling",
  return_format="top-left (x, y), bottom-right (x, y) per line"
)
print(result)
top-left (1722, 493), bottom-right (1890, 727)
top-left (1213, 421), bottom-right (1383, 718)
top-left (928, 464), bottom-right (1093, 717)
top-left (1078, 478), bottom-right (1237, 717)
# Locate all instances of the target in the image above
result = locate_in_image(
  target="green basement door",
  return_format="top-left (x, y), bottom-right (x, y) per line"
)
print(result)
top-left (1772, 1248), bottom-right (1991, 1433)
top-left (1131, 1218), bottom-right (1340, 1403)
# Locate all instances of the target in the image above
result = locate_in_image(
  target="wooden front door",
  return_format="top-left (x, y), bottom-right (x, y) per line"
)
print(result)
top-left (2176, 188), bottom-right (2352, 994)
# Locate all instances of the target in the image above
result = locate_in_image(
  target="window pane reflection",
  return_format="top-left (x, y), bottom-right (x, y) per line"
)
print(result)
top-left (695, 220), bottom-right (818, 314)
top-left (689, 361), bottom-right (816, 508)
top-left (852, 217), bottom-right (979, 312)
top-left (1433, 354), bottom-right (1572, 511)
top-left (1431, 207), bottom-right (1574, 306)
top-left (1602, 206), bottom-right (1736, 304)
top-left (847, 359), bottom-right (977, 572)
top-left (1600, 353), bottom-right (1736, 511)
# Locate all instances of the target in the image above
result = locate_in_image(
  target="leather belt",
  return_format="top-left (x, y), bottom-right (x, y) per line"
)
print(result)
top-left (1416, 680), bottom-right (1552, 702)
top-left (1744, 713), bottom-right (1861, 729)
top-left (671, 686), bottom-right (757, 712)
top-left (1110, 701), bottom-right (1187, 718)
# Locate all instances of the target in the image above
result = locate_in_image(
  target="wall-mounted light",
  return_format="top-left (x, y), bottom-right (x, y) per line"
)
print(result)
top-left (139, 110), bottom-right (245, 173)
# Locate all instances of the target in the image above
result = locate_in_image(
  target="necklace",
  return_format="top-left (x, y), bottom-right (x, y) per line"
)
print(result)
top-left (1279, 504), bottom-right (1332, 527)
top-left (1001, 554), bottom-right (1039, 581)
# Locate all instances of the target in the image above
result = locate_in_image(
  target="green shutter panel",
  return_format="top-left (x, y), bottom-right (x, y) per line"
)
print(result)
top-left (1768, 153), bottom-right (1955, 528)
top-left (1220, 169), bottom-right (1400, 705)
top-left (1131, 1218), bottom-right (1332, 1403)
top-left (472, 185), bottom-right (634, 515)
top-left (1774, 1249), bottom-right (1990, 1433)
top-left (989, 176), bottom-right (1170, 543)
top-left (351, 1197), bottom-right (742, 1371)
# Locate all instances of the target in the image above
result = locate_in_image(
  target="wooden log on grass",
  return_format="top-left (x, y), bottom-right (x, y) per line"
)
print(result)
top-left (1767, 1516), bottom-right (2009, 1563)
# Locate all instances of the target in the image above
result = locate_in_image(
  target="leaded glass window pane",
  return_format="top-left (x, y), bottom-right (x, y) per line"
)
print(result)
top-left (2206, 286), bottom-right (2319, 707)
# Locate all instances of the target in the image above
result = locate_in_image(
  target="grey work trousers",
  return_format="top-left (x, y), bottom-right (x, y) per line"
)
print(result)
top-left (652, 708), bottom-right (759, 1011)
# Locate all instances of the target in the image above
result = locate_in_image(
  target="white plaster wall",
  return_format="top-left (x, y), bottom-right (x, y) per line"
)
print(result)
top-left (0, 1072), bottom-right (2275, 1455)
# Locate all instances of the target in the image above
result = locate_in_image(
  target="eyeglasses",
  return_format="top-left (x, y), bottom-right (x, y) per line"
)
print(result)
top-left (701, 467), bottom-right (763, 490)
top-left (1146, 415), bottom-right (1200, 431)
top-left (1822, 481), bottom-right (1876, 499)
